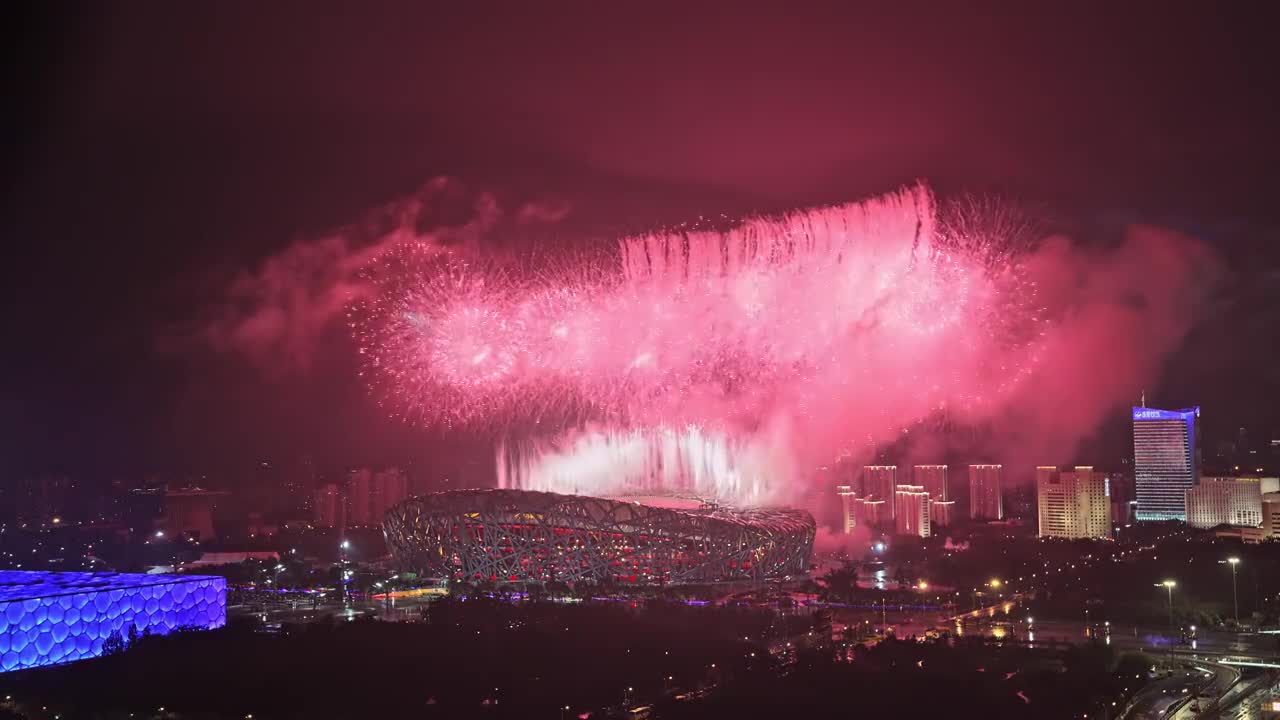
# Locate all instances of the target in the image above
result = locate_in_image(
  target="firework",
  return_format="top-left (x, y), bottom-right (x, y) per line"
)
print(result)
top-left (350, 184), bottom-right (1044, 500)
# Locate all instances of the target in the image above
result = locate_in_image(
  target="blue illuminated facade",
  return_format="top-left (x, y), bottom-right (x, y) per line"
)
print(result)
top-left (1133, 406), bottom-right (1200, 521)
top-left (0, 571), bottom-right (225, 672)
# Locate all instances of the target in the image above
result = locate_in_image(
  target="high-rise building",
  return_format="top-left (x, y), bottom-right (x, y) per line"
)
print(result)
top-left (860, 499), bottom-right (887, 527)
top-left (837, 485), bottom-right (856, 533)
top-left (371, 467), bottom-right (410, 521)
top-left (862, 466), bottom-right (898, 518)
top-left (158, 489), bottom-right (227, 542)
top-left (894, 485), bottom-right (931, 537)
top-left (1184, 477), bottom-right (1264, 529)
top-left (930, 500), bottom-right (956, 529)
top-left (1037, 466), bottom-right (1111, 540)
top-left (313, 483), bottom-right (343, 528)
top-left (833, 459), bottom-right (861, 497)
top-left (914, 465), bottom-right (949, 502)
top-left (1133, 406), bottom-right (1200, 521)
top-left (969, 464), bottom-right (1003, 520)
top-left (346, 469), bottom-right (373, 525)
top-left (1107, 472), bottom-right (1136, 525)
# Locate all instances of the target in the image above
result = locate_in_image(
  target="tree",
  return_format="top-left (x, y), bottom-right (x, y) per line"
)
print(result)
top-left (102, 629), bottom-right (126, 656)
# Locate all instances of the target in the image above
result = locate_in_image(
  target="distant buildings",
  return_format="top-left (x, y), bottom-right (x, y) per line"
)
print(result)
top-left (313, 467), bottom-right (411, 529)
top-left (894, 485), bottom-right (931, 538)
top-left (158, 489), bottom-right (228, 542)
top-left (313, 483), bottom-right (344, 529)
top-left (968, 464), bottom-right (1003, 520)
top-left (862, 466), bottom-right (898, 518)
top-left (913, 465), bottom-right (949, 502)
top-left (1133, 406), bottom-right (1200, 521)
top-left (12, 475), bottom-right (75, 527)
top-left (1037, 466), bottom-right (1111, 540)
top-left (1185, 477), bottom-right (1264, 529)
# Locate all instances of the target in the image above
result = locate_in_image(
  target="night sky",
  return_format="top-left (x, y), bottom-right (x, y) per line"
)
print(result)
top-left (3, 4), bottom-right (1278, 481)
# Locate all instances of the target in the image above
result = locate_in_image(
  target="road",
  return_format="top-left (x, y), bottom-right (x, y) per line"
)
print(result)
top-left (970, 619), bottom-right (1280, 662)
top-left (228, 593), bottom-right (440, 625)
top-left (1126, 661), bottom-right (1223, 717)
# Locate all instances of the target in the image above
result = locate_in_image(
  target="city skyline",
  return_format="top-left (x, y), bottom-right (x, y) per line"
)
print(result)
top-left (4, 6), bottom-right (1280, 715)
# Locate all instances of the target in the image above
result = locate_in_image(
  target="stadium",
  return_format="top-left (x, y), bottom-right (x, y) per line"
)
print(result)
top-left (383, 489), bottom-right (815, 586)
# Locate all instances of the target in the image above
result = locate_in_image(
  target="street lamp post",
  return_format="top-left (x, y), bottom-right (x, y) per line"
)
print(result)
top-left (1157, 576), bottom-right (1172, 650)
top-left (1222, 557), bottom-right (1240, 626)
top-left (339, 539), bottom-right (352, 606)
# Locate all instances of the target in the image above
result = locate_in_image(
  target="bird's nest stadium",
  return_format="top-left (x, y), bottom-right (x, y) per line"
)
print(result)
top-left (383, 489), bottom-right (815, 586)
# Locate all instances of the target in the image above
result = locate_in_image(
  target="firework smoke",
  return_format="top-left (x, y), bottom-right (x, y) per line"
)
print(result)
top-left (352, 184), bottom-right (1036, 430)
top-left (347, 184), bottom-right (1060, 502)
top-left (210, 180), bottom-right (1218, 506)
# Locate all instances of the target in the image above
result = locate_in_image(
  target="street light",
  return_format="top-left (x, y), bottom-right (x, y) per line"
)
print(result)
top-left (1155, 580), bottom-right (1176, 630)
top-left (1221, 557), bottom-right (1240, 625)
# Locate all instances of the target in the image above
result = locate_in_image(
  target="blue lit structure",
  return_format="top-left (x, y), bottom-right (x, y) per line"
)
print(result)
top-left (1133, 406), bottom-right (1200, 521)
top-left (0, 571), bottom-right (225, 672)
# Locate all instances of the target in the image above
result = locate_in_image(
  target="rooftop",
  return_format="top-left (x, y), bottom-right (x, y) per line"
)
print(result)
top-left (0, 571), bottom-right (223, 603)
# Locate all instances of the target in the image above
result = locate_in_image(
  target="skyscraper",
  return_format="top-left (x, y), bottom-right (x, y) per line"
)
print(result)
top-left (1133, 406), bottom-right (1200, 521)
top-left (1037, 466), bottom-right (1111, 539)
top-left (969, 464), bottom-right (1003, 520)
top-left (913, 465), bottom-right (949, 502)
top-left (862, 466), bottom-right (898, 518)
top-left (1184, 477), bottom-right (1263, 529)
top-left (894, 485), bottom-right (931, 537)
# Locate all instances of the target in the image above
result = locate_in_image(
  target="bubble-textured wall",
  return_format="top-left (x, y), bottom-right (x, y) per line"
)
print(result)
top-left (0, 571), bottom-right (226, 672)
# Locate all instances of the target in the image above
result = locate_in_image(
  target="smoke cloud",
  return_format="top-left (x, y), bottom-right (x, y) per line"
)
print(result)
top-left (200, 180), bottom-right (1219, 507)
top-left (975, 225), bottom-right (1222, 471)
top-left (199, 178), bottom-right (570, 370)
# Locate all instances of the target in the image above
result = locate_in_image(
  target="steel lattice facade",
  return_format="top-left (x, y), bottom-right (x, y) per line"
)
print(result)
top-left (383, 490), bottom-right (815, 585)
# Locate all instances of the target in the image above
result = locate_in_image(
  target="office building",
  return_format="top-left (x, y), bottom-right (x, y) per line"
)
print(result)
top-left (969, 464), bottom-right (1003, 520)
top-left (914, 464), bottom-right (949, 502)
top-left (1037, 466), bottom-right (1111, 540)
top-left (894, 485), bottom-right (931, 537)
top-left (1184, 477), bottom-right (1263, 529)
top-left (1133, 406), bottom-right (1200, 521)
top-left (862, 466), bottom-right (898, 518)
